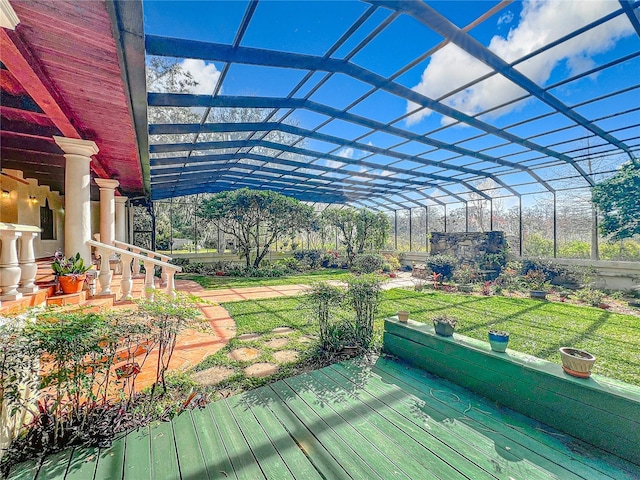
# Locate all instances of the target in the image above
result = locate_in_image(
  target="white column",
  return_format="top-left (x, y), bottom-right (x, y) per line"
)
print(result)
top-left (115, 196), bottom-right (127, 243)
top-left (54, 136), bottom-right (98, 264)
top-left (94, 178), bottom-right (119, 249)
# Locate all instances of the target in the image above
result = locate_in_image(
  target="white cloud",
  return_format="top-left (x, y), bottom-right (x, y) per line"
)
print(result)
top-left (338, 147), bottom-right (355, 159)
top-left (497, 11), bottom-right (514, 26)
top-left (181, 59), bottom-right (221, 95)
top-left (406, 0), bottom-right (633, 126)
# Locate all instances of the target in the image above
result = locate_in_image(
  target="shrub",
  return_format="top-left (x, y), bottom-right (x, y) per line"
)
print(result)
top-left (521, 259), bottom-right (580, 287)
top-left (496, 261), bottom-right (523, 292)
top-left (351, 253), bottom-right (385, 274)
top-left (304, 282), bottom-right (344, 351)
top-left (275, 257), bottom-right (303, 273)
top-left (453, 264), bottom-right (477, 284)
top-left (383, 254), bottom-right (402, 271)
top-left (293, 250), bottom-right (324, 269)
top-left (345, 274), bottom-right (383, 347)
top-left (522, 270), bottom-right (550, 291)
top-left (169, 258), bottom-right (190, 268)
top-left (575, 288), bottom-right (607, 306)
top-left (425, 254), bottom-right (458, 280)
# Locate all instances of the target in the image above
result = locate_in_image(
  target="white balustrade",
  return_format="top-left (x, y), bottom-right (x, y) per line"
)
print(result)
top-left (18, 230), bottom-right (39, 294)
top-left (0, 229), bottom-right (23, 302)
top-left (86, 239), bottom-right (180, 302)
top-left (1, 223), bottom-right (43, 302)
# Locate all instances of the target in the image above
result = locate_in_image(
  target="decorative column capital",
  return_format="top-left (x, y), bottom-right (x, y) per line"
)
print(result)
top-left (0, 0), bottom-right (20, 30)
top-left (53, 136), bottom-right (99, 157)
top-left (95, 178), bottom-right (120, 190)
top-left (115, 195), bottom-right (128, 204)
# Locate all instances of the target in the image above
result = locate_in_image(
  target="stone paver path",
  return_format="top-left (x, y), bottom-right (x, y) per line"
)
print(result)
top-left (244, 363), bottom-right (278, 378)
top-left (131, 273), bottom-right (415, 390)
top-left (229, 347), bottom-right (260, 361)
top-left (192, 366), bottom-right (236, 386)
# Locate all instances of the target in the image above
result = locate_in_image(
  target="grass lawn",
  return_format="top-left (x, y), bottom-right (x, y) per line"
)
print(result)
top-left (180, 268), bottom-right (351, 289)
top-left (193, 288), bottom-right (640, 390)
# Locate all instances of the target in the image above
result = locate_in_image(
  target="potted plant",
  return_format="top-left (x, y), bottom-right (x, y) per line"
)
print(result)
top-left (51, 252), bottom-right (92, 294)
top-left (559, 347), bottom-right (596, 378)
top-left (433, 315), bottom-right (457, 337)
top-left (396, 311), bottom-right (409, 323)
top-left (454, 264), bottom-right (477, 293)
top-left (523, 270), bottom-right (550, 299)
top-left (488, 330), bottom-right (509, 352)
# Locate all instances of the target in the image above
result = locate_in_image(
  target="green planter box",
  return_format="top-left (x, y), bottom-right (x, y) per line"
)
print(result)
top-left (383, 318), bottom-right (640, 465)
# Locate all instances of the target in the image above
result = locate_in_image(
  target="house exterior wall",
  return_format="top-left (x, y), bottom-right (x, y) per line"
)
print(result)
top-left (0, 169), bottom-right (64, 258)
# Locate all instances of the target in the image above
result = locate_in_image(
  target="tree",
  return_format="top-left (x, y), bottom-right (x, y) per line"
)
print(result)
top-left (592, 162), bottom-right (640, 241)
top-left (322, 207), bottom-right (390, 265)
top-left (198, 189), bottom-right (316, 268)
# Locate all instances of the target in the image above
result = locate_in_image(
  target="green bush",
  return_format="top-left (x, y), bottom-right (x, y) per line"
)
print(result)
top-left (351, 253), bottom-right (385, 274)
top-left (293, 250), bottom-right (324, 269)
top-left (574, 287), bottom-right (607, 306)
top-left (425, 254), bottom-right (458, 280)
top-left (345, 274), bottom-right (383, 347)
top-left (304, 282), bottom-right (344, 351)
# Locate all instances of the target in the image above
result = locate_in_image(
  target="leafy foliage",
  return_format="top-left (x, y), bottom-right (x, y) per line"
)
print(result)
top-left (592, 162), bottom-right (640, 241)
top-left (51, 252), bottom-right (91, 276)
top-left (425, 254), bottom-right (458, 280)
top-left (345, 275), bottom-right (384, 348)
top-left (322, 207), bottom-right (390, 265)
top-left (198, 189), bottom-right (316, 268)
top-left (304, 282), bottom-right (345, 351)
top-left (351, 253), bottom-right (385, 274)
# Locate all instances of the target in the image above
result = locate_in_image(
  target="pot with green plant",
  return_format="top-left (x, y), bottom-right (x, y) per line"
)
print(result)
top-left (559, 347), bottom-right (596, 378)
top-left (51, 252), bottom-right (92, 294)
top-left (523, 270), bottom-right (550, 299)
top-left (488, 330), bottom-right (509, 352)
top-left (433, 315), bottom-right (457, 337)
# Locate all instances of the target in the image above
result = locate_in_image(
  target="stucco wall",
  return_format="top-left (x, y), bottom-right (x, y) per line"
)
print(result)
top-left (0, 169), bottom-right (64, 258)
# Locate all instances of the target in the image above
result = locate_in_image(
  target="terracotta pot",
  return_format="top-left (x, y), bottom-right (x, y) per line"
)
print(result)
top-left (559, 347), bottom-right (596, 378)
top-left (397, 311), bottom-right (409, 322)
top-left (58, 274), bottom-right (86, 294)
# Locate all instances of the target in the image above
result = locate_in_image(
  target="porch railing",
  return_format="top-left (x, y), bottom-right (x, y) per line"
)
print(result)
top-left (0, 222), bottom-right (41, 304)
top-left (86, 239), bottom-right (181, 301)
top-left (113, 240), bottom-right (171, 279)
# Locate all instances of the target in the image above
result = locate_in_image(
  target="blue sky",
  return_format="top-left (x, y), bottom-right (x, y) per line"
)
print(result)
top-left (144, 1), bottom-right (639, 201)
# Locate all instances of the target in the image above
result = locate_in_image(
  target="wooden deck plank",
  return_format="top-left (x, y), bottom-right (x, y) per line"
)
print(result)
top-left (122, 426), bottom-right (151, 480)
top-left (238, 391), bottom-right (324, 480)
top-left (172, 412), bottom-right (209, 480)
top-left (309, 368), bottom-right (462, 480)
top-left (269, 380), bottom-right (386, 480)
top-left (149, 421), bottom-right (180, 480)
top-left (331, 362), bottom-right (557, 480)
top-left (284, 374), bottom-right (416, 480)
top-left (64, 447), bottom-right (99, 480)
top-left (207, 400), bottom-right (266, 479)
top-left (93, 437), bottom-right (125, 480)
top-left (33, 450), bottom-right (71, 480)
top-left (376, 357), bottom-right (640, 480)
top-left (7, 459), bottom-right (39, 480)
top-left (226, 396), bottom-right (296, 480)
top-left (255, 387), bottom-right (352, 480)
top-left (191, 406), bottom-right (236, 480)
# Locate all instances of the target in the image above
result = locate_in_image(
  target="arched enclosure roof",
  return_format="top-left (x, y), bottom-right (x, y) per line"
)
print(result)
top-left (121, 0), bottom-right (639, 210)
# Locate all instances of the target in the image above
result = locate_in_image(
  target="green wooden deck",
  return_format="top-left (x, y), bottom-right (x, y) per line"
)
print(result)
top-left (9, 358), bottom-right (640, 480)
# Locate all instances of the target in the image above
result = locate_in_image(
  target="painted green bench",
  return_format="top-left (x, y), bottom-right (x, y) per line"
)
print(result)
top-left (383, 317), bottom-right (640, 466)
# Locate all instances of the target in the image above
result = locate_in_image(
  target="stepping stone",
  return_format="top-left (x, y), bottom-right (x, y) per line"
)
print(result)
top-left (229, 347), bottom-right (259, 361)
top-left (298, 335), bottom-right (316, 344)
top-left (272, 327), bottom-right (295, 335)
top-left (244, 363), bottom-right (278, 378)
top-left (237, 333), bottom-right (261, 342)
top-left (192, 366), bottom-right (236, 387)
top-left (264, 338), bottom-right (289, 349)
top-left (273, 350), bottom-right (299, 364)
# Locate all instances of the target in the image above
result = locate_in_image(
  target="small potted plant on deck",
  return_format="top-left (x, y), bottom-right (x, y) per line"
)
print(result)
top-left (51, 252), bottom-right (92, 294)
top-left (433, 315), bottom-right (457, 337)
top-left (488, 330), bottom-right (510, 352)
top-left (559, 347), bottom-right (596, 378)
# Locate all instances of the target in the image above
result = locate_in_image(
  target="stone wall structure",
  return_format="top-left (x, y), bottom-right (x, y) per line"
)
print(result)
top-left (429, 231), bottom-right (507, 266)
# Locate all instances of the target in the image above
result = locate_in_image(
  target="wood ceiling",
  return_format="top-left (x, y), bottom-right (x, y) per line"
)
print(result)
top-left (0, 0), bottom-right (143, 197)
